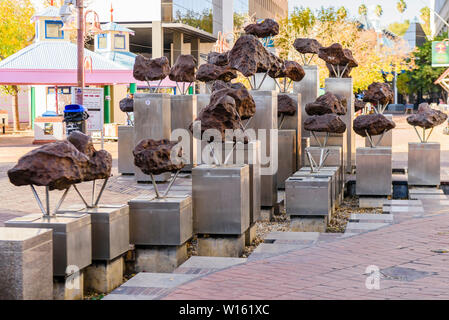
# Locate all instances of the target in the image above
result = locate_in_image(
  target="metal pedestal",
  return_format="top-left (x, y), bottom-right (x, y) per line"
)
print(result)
top-left (301, 137), bottom-right (310, 167)
top-left (325, 78), bottom-right (355, 172)
top-left (222, 141), bottom-right (261, 224)
top-left (293, 65), bottom-right (319, 139)
top-left (62, 205), bottom-right (130, 261)
top-left (5, 214), bottom-right (92, 277)
top-left (196, 93), bottom-right (210, 117)
top-left (365, 115), bottom-right (393, 148)
top-left (356, 147), bottom-right (392, 196)
top-left (192, 165), bottom-right (250, 235)
top-left (134, 93), bottom-right (171, 182)
top-left (408, 142), bottom-right (440, 186)
top-left (281, 93), bottom-right (302, 170)
top-left (298, 166), bottom-right (343, 204)
top-left (118, 125), bottom-right (135, 175)
top-left (310, 132), bottom-right (347, 173)
top-left (293, 169), bottom-right (339, 210)
top-left (128, 195), bottom-right (193, 246)
top-left (277, 130), bottom-right (297, 189)
top-left (248, 90), bottom-right (278, 207)
top-left (171, 95), bottom-right (197, 170)
top-left (0, 227), bottom-right (53, 300)
top-left (285, 176), bottom-right (332, 219)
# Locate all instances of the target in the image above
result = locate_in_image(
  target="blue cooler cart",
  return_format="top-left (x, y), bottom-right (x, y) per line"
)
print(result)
top-left (63, 104), bottom-right (89, 135)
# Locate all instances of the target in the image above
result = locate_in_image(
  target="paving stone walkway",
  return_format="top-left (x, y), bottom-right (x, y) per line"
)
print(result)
top-left (105, 191), bottom-right (449, 300)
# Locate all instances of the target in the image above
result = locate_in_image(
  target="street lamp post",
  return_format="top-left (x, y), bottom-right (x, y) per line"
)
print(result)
top-left (77, 0), bottom-right (84, 104)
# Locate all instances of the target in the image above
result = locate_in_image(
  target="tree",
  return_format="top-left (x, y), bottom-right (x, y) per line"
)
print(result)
top-left (397, 0), bottom-right (407, 15)
top-left (375, 5), bottom-right (383, 18)
top-left (420, 7), bottom-right (431, 37)
top-left (398, 33), bottom-right (447, 103)
top-left (388, 20), bottom-right (410, 36)
top-left (358, 4), bottom-right (367, 16)
top-left (275, 7), bottom-right (413, 92)
top-left (0, 0), bottom-right (35, 131)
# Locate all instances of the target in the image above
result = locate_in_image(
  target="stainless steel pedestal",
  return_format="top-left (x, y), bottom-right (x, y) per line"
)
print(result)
top-left (294, 167), bottom-right (340, 208)
top-left (280, 93), bottom-right (302, 170)
top-left (196, 94), bottom-right (210, 117)
top-left (301, 137), bottom-right (310, 167)
top-left (325, 78), bottom-right (355, 172)
top-left (285, 176), bottom-right (332, 219)
top-left (356, 147), bottom-right (392, 196)
top-left (277, 130), bottom-right (297, 189)
top-left (134, 93), bottom-right (171, 182)
top-left (192, 165), bottom-right (250, 235)
top-left (365, 115), bottom-right (393, 148)
top-left (62, 205), bottom-right (130, 261)
top-left (298, 166), bottom-right (343, 204)
top-left (293, 65), bottom-right (319, 139)
top-left (222, 141), bottom-right (261, 223)
top-left (171, 95), bottom-right (197, 169)
top-left (408, 142), bottom-right (440, 186)
top-left (118, 125), bottom-right (135, 175)
top-left (128, 195), bottom-right (193, 246)
top-left (5, 214), bottom-right (92, 277)
top-left (248, 90), bottom-right (278, 207)
top-left (310, 132), bottom-right (347, 173)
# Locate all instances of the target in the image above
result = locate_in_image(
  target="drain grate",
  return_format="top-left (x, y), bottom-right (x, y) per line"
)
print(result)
top-left (380, 267), bottom-right (437, 282)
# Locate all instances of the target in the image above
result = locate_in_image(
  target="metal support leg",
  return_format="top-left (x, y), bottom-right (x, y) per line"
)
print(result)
top-left (73, 184), bottom-right (90, 209)
top-left (163, 170), bottom-right (181, 198)
top-left (30, 185), bottom-right (47, 216)
top-left (94, 178), bottom-right (109, 207)
top-left (54, 186), bottom-right (71, 214)
top-left (150, 173), bottom-right (162, 199)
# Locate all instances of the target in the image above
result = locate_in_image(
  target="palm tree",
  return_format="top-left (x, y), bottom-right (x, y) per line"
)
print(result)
top-left (397, 0), bottom-right (407, 14)
top-left (375, 5), bottom-right (383, 18)
top-left (358, 4), bottom-right (367, 16)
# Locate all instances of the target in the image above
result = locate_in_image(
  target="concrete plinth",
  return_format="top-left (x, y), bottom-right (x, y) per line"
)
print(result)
top-left (290, 216), bottom-right (328, 233)
top-left (325, 78), bottom-right (355, 172)
top-left (197, 234), bottom-right (245, 258)
top-left (5, 214), bottom-right (92, 277)
top-left (245, 223), bottom-right (257, 246)
top-left (53, 270), bottom-right (84, 300)
top-left (134, 243), bottom-right (188, 273)
top-left (62, 205), bottom-right (130, 261)
top-left (128, 195), bottom-right (193, 246)
top-left (280, 93), bottom-right (302, 170)
top-left (293, 65), bottom-right (319, 139)
top-left (365, 115), bottom-right (393, 148)
top-left (118, 125), bottom-right (135, 175)
top-left (408, 142), bottom-right (440, 186)
top-left (84, 256), bottom-right (124, 294)
top-left (193, 165), bottom-right (250, 235)
top-left (134, 93), bottom-right (171, 183)
top-left (170, 95), bottom-right (197, 170)
top-left (277, 130), bottom-right (297, 189)
top-left (356, 147), bottom-right (392, 196)
top-left (248, 90), bottom-right (278, 208)
top-left (0, 227), bottom-right (53, 300)
top-left (359, 197), bottom-right (389, 209)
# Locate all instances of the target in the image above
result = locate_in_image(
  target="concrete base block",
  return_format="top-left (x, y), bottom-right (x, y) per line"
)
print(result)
top-left (84, 256), bottom-right (124, 294)
top-left (197, 234), bottom-right (245, 258)
top-left (359, 197), bottom-right (388, 208)
top-left (290, 216), bottom-right (328, 233)
top-left (53, 271), bottom-right (84, 300)
top-left (245, 223), bottom-right (257, 246)
top-left (134, 243), bottom-right (188, 273)
top-left (0, 227), bottom-right (53, 300)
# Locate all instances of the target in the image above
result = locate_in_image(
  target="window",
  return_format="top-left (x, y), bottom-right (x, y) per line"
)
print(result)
top-left (98, 34), bottom-right (107, 49)
top-left (114, 34), bottom-right (126, 49)
top-left (45, 20), bottom-right (64, 39)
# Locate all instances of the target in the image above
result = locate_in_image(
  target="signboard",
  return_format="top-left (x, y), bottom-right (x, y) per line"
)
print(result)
top-left (432, 41), bottom-right (449, 67)
top-left (71, 87), bottom-right (104, 132)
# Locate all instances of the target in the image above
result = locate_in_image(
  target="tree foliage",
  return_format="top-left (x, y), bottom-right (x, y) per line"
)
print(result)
top-left (358, 4), bottom-right (367, 16)
top-left (375, 5), bottom-right (383, 18)
top-left (420, 7), bottom-right (431, 37)
top-left (397, 0), bottom-right (407, 14)
top-left (397, 34), bottom-right (447, 101)
top-left (388, 20), bottom-right (410, 37)
top-left (275, 6), bottom-right (413, 93)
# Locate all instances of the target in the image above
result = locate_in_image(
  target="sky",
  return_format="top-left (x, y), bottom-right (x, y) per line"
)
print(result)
top-left (289, 0), bottom-right (431, 27)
